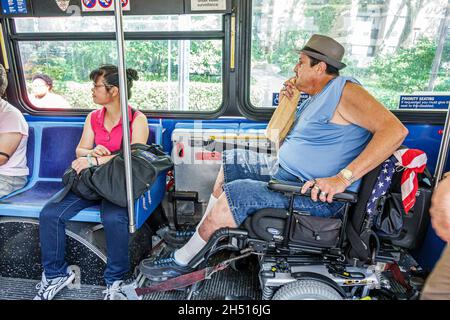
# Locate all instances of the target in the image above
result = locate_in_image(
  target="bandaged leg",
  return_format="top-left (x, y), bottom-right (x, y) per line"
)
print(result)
top-left (196, 194), bottom-right (218, 231)
top-left (174, 231), bottom-right (207, 266)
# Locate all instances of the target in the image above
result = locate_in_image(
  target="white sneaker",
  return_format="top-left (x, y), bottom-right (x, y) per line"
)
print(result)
top-left (33, 269), bottom-right (76, 300)
top-left (103, 280), bottom-right (128, 300)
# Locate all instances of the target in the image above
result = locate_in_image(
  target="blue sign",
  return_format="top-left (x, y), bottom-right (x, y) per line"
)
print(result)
top-left (399, 95), bottom-right (450, 110)
top-left (272, 93), bottom-right (310, 106)
top-left (98, 0), bottom-right (112, 8)
top-left (1, 0), bottom-right (27, 14)
top-left (83, 0), bottom-right (97, 8)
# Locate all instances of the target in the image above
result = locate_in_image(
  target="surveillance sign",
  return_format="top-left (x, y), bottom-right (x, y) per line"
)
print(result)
top-left (191, 0), bottom-right (226, 11)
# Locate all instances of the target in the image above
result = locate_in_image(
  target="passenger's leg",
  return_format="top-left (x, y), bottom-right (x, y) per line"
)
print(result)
top-left (140, 193), bottom-right (237, 279)
top-left (196, 148), bottom-right (275, 231)
top-left (0, 174), bottom-right (27, 197)
top-left (100, 199), bottom-right (130, 286)
top-left (195, 166), bottom-right (224, 230)
top-left (175, 193), bottom-right (235, 265)
top-left (39, 191), bottom-right (97, 279)
top-left (35, 191), bottom-right (97, 300)
top-left (421, 245), bottom-right (450, 300)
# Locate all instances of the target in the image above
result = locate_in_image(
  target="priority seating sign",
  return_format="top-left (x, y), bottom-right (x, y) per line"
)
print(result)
top-left (82, 0), bottom-right (130, 12)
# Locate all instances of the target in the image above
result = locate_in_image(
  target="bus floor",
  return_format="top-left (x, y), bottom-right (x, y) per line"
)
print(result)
top-left (0, 267), bottom-right (262, 300)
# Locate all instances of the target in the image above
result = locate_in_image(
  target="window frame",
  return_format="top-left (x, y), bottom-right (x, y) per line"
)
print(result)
top-left (3, 13), bottom-right (232, 119)
top-left (237, 0), bottom-right (448, 124)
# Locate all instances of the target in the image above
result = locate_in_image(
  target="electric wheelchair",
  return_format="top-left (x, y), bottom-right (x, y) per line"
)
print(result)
top-left (137, 153), bottom-right (432, 300)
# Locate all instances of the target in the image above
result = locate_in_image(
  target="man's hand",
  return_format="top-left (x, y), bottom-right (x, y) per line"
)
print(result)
top-left (301, 175), bottom-right (348, 203)
top-left (91, 145), bottom-right (111, 157)
top-left (430, 174), bottom-right (450, 243)
top-left (279, 77), bottom-right (297, 100)
top-left (71, 157), bottom-right (90, 174)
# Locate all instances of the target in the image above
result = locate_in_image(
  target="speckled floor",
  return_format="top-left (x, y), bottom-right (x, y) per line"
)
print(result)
top-left (0, 276), bottom-right (105, 300)
top-left (0, 265), bottom-right (261, 300)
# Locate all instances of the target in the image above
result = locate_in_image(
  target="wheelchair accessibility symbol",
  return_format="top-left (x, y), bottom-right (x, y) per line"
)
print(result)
top-left (98, 0), bottom-right (112, 8)
top-left (82, 0), bottom-right (96, 9)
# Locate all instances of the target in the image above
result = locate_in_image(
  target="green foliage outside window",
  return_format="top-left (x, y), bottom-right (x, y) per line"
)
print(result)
top-left (21, 40), bottom-right (223, 111)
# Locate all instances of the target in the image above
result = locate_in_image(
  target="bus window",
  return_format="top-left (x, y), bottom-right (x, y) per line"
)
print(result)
top-left (13, 15), bottom-right (224, 112)
top-left (249, 0), bottom-right (449, 110)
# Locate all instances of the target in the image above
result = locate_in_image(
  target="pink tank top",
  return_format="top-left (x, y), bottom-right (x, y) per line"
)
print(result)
top-left (90, 106), bottom-right (142, 153)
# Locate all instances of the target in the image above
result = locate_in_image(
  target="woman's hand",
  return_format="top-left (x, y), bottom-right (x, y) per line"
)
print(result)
top-left (91, 145), bottom-right (111, 157)
top-left (71, 157), bottom-right (90, 174)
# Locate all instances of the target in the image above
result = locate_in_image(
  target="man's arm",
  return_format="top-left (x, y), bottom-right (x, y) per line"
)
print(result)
top-left (0, 132), bottom-right (23, 165)
top-left (303, 82), bottom-right (408, 203)
top-left (430, 173), bottom-right (450, 242)
top-left (337, 82), bottom-right (409, 181)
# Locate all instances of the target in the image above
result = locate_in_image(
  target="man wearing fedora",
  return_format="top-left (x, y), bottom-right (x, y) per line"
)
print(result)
top-left (140, 34), bottom-right (409, 280)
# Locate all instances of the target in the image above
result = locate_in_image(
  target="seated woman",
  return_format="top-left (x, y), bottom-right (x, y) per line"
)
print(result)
top-left (0, 64), bottom-right (29, 197)
top-left (29, 73), bottom-right (71, 108)
top-left (34, 65), bottom-right (148, 300)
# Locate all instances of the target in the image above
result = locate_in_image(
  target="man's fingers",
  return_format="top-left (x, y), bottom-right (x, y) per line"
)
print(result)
top-left (301, 180), bottom-right (313, 194)
top-left (311, 185), bottom-right (320, 201)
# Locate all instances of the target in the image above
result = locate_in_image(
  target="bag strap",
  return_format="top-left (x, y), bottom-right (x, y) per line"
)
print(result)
top-left (346, 222), bottom-right (372, 263)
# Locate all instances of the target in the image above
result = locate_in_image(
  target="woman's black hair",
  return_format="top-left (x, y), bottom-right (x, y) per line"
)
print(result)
top-left (89, 64), bottom-right (139, 98)
top-left (32, 73), bottom-right (54, 90)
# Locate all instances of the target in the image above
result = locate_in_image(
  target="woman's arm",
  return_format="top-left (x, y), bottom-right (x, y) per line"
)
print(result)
top-left (75, 112), bottom-right (96, 158)
top-left (0, 132), bottom-right (22, 165)
top-left (130, 113), bottom-right (149, 144)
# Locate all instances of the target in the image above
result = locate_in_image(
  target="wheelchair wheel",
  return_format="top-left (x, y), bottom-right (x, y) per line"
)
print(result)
top-left (272, 280), bottom-right (343, 300)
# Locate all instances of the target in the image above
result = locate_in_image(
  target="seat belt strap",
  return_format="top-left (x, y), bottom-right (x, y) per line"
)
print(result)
top-left (135, 263), bottom-right (227, 296)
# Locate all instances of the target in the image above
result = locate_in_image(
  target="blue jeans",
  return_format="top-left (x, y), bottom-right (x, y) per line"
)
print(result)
top-left (39, 191), bottom-right (129, 285)
top-left (222, 149), bottom-right (345, 225)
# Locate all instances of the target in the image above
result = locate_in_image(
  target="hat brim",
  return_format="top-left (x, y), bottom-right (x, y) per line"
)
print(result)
top-left (299, 49), bottom-right (346, 70)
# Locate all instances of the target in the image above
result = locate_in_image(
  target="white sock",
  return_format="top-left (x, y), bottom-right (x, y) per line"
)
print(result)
top-left (174, 231), bottom-right (207, 266)
top-left (196, 195), bottom-right (218, 231)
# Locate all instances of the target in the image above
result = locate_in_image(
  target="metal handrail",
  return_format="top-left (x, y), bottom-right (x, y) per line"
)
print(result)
top-left (113, 0), bottom-right (135, 233)
top-left (434, 101), bottom-right (450, 187)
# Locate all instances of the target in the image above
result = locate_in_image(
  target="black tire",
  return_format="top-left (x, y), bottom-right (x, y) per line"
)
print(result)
top-left (272, 280), bottom-right (343, 300)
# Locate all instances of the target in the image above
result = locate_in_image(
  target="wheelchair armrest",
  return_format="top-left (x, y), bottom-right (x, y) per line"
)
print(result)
top-left (268, 179), bottom-right (358, 203)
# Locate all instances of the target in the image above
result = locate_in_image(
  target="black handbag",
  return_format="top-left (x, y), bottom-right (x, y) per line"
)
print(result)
top-left (289, 213), bottom-right (342, 248)
top-left (374, 193), bottom-right (404, 238)
top-left (57, 143), bottom-right (173, 207)
top-left (374, 168), bottom-right (433, 249)
top-left (88, 143), bottom-right (173, 207)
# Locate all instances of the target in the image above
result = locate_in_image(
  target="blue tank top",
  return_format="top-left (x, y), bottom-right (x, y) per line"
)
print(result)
top-left (278, 76), bottom-right (372, 192)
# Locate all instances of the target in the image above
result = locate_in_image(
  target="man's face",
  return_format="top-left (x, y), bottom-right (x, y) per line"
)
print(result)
top-left (32, 78), bottom-right (50, 98)
top-left (293, 53), bottom-right (317, 91)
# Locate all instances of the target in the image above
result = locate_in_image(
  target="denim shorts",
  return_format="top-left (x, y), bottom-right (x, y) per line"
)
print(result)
top-left (222, 149), bottom-right (345, 226)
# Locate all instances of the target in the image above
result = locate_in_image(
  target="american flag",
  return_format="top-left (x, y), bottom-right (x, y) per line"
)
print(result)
top-left (366, 156), bottom-right (396, 218)
top-left (393, 149), bottom-right (427, 213)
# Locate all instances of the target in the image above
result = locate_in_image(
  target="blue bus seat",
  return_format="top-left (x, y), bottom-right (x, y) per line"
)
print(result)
top-left (0, 121), bottom-right (166, 229)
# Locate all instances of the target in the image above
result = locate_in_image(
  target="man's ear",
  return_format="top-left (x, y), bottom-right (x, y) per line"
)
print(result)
top-left (317, 61), bottom-right (327, 74)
